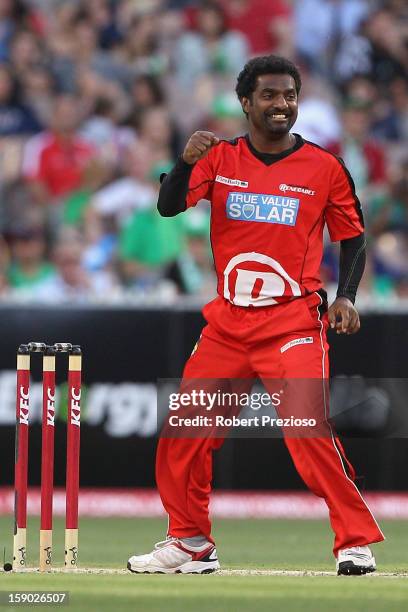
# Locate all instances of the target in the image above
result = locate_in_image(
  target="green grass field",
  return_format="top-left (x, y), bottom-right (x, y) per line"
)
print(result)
top-left (1, 517), bottom-right (408, 611)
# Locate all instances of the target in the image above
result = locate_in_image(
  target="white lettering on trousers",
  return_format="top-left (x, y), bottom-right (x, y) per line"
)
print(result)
top-left (280, 337), bottom-right (314, 353)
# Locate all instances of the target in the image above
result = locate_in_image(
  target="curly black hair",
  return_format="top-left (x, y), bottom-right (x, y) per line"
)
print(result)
top-left (235, 55), bottom-right (302, 102)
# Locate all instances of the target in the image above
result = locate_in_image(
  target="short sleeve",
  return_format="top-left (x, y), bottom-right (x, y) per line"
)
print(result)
top-left (186, 153), bottom-right (214, 208)
top-left (325, 160), bottom-right (365, 242)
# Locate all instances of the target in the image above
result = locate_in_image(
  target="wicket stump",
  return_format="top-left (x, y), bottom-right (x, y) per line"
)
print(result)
top-left (12, 342), bottom-right (82, 572)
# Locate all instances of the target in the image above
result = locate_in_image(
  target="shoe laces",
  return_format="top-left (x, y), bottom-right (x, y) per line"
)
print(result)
top-left (349, 546), bottom-right (369, 553)
top-left (154, 537), bottom-right (178, 550)
top-left (342, 545), bottom-right (370, 557)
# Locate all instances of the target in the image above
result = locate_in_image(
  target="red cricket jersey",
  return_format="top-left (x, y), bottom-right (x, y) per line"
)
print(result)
top-left (186, 135), bottom-right (364, 307)
top-left (220, 0), bottom-right (291, 54)
top-left (24, 132), bottom-right (94, 199)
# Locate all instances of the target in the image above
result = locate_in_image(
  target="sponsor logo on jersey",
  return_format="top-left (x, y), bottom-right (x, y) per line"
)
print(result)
top-left (224, 252), bottom-right (301, 307)
top-left (216, 175), bottom-right (248, 188)
top-left (279, 183), bottom-right (315, 196)
top-left (226, 192), bottom-right (299, 226)
top-left (280, 337), bottom-right (314, 353)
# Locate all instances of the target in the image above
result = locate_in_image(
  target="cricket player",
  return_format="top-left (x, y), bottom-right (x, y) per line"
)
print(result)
top-left (128, 56), bottom-right (384, 575)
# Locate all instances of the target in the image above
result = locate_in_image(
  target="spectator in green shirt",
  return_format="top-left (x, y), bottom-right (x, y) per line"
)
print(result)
top-left (7, 224), bottom-right (55, 295)
top-left (118, 204), bottom-right (185, 296)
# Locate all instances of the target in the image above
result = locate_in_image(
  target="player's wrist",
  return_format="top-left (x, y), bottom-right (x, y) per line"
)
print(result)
top-left (335, 294), bottom-right (355, 306)
top-left (182, 152), bottom-right (197, 165)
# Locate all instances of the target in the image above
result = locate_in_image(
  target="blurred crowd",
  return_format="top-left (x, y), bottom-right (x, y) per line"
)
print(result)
top-left (0, 0), bottom-right (406, 306)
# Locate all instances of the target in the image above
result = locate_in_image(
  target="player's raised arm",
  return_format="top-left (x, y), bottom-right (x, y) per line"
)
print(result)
top-left (157, 131), bottom-right (219, 217)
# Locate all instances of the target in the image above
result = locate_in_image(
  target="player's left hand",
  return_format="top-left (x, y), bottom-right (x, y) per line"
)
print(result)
top-left (328, 297), bottom-right (360, 335)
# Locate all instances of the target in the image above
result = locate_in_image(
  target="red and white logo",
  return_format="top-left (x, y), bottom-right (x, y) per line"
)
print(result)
top-left (279, 183), bottom-right (315, 196)
top-left (19, 386), bottom-right (29, 425)
top-left (70, 388), bottom-right (81, 427)
top-left (46, 388), bottom-right (55, 426)
top-left (223, 252), bottom-right (301, 307)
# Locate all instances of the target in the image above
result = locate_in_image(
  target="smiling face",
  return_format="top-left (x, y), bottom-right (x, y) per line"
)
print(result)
top-left (241, 73), bottom-right (299, 138)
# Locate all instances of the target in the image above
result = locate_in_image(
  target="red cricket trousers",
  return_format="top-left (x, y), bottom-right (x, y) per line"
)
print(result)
top-left (156, 293), bottom-right (384, 556)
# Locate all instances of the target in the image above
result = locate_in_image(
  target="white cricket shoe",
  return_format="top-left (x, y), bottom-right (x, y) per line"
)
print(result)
top-left (127, 537), bottom-right (220, 574)
top-left (337, 545), bottom-right (376, 575)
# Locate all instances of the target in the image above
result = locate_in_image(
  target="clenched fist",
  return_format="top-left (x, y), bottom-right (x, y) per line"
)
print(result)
top-left (182, 131), bottom-right (220, 165)
top-left (328, 297), bottom-right (361, 335)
